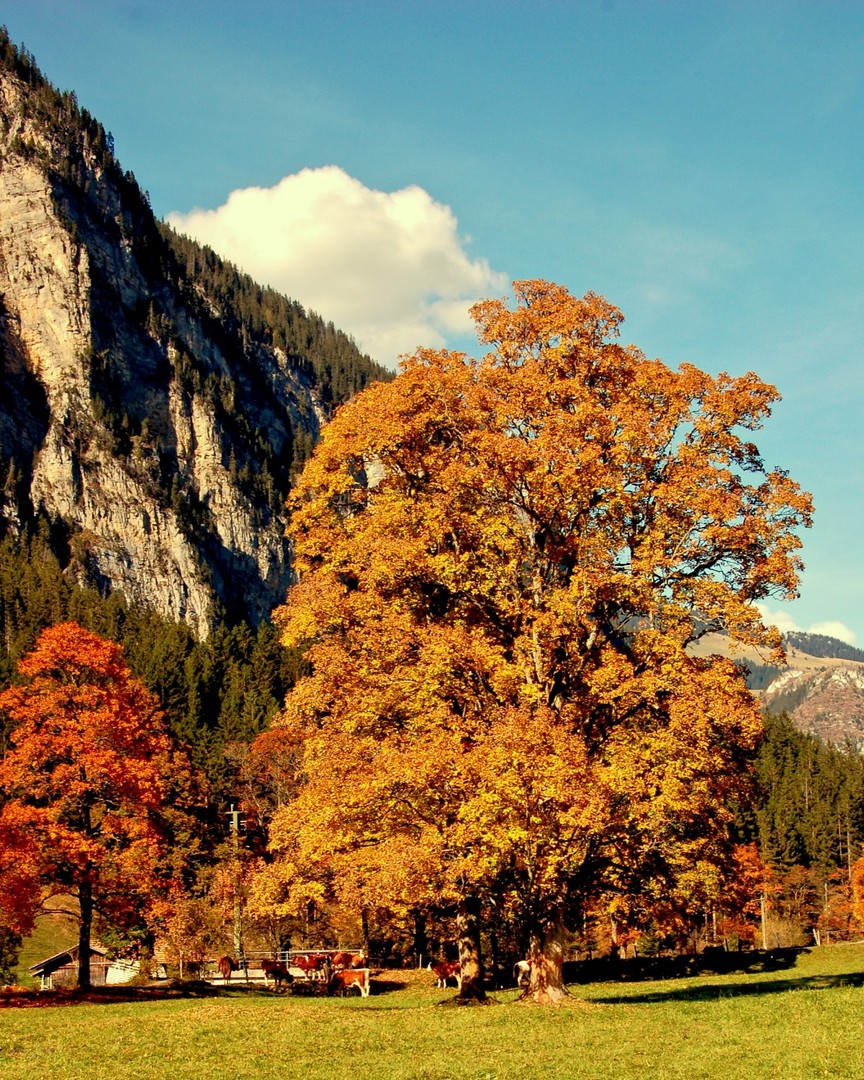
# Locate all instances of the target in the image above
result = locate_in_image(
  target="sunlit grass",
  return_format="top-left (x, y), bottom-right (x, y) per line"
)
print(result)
top-left (3, 946), bottom-right (864, 1079)
top-left (12, 904), bottom-right (78, 986)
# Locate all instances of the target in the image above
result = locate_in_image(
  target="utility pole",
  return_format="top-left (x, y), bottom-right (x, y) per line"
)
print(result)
top-left (227, 805), bottom-right (243, 961)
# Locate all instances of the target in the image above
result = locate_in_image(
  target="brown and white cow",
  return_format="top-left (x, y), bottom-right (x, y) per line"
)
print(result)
top-left (292, 953), bottom-right (329, 981)
top-left (329, 968), bottom-right (370, 997)
top-left (331, 950), bottom-right (366, 970)
top-left (428, 959), bottom-right (462, 989)
top-left (513, 959), bottom-right (531, 988)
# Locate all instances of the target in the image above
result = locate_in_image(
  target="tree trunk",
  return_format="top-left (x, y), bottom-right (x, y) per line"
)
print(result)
top-left (609, 915), bottom-right (620, 958)
top-left (489, 927), bottom-right (500, 990)
top-left (521, 907), bottom-right (569, 1004)
top-left (77, 880), bottom-right (93, 990)
top-left (361, 907), bottom-right (371, 955)
top-left (454, 895), bottom-right (487, 1002)
top-left (412, 910), bottom-right (428, 966)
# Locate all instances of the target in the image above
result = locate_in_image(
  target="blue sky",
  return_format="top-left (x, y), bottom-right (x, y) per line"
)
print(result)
top-left (5, 1), bottom-right (864, 645)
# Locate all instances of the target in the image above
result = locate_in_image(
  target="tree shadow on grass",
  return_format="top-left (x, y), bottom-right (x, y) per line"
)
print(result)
top-left (0, 980), bottom-right (227, 1009)
top-left (566, 947), bottom-right (802, 988)
top-left (372, 977), bottom-right (433, 995)
top-left (591, 970), bottom-right (864, 1006)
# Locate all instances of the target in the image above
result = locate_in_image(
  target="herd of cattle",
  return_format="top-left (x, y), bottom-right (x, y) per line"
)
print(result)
top-left (214, 952), bottom-right (532, 997)
top-left (216, 950), bottom-right (371, 996)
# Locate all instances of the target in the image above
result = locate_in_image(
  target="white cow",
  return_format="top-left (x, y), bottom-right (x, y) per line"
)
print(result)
top-left (513, 959), bottom-right (531, 987)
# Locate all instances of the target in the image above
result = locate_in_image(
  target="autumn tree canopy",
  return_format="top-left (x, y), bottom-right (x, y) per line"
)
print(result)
top-left (261, 281), bottom-right (812, 1002)
top-left (0, 622), bottom-right (198, 988)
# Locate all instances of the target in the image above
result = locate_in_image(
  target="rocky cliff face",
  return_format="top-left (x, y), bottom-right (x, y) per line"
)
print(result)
top-left (691, 631), bottom-right (864, 749)
top-left (0, 48), bottom-right (387, 635)
top-left (762, 665), bottom-right (864, 750)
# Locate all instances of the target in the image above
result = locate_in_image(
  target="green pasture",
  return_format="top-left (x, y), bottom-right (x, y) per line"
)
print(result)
top-left (3, 945), bottom-right (864, 1079)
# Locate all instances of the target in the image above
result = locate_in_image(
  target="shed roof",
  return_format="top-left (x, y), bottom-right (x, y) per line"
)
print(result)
top-left (29, 944), bottom-right (107, 976)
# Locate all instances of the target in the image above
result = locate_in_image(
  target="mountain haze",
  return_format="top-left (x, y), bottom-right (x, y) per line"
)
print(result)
top-left (0, 33), bottom-right (390, 635)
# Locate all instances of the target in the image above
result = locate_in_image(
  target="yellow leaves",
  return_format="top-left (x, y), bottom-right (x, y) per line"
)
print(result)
top-left (457, 707), bottom-right (603, 847)
top-left (599, 650), bottom-right (762, 871)
top-left (260, 278), bottom-right (812, 936)
top-left (245, 858), bottom-right (328, 922)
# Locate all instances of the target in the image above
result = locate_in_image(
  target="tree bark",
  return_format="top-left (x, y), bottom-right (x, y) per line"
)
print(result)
top-left (454, 894), bottom-right (487, 1002)
top-left (521, 906), bottom-right (570, 1004)
top-left (77, 880), bottom-right (93, 990)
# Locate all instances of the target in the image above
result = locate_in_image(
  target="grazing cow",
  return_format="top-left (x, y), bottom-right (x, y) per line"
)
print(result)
top-left (513, 959), bottom-right (531, 988)
top-left (292, 953), bottom-right (329, 981)
top-left (217, 955), bottom-right (238, 982)
top-left (428, 959), bottom-right (462, 989)
top-left (261, 958), bottom-right (293, 991)
top-left (331, 950), bottom-right (366, 970)
top-left (329, 968), bottom-right (370, 997)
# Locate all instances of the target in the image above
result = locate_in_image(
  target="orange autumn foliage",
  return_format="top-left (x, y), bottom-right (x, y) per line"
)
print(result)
top-left (849, 857), bottom-right (864, 929)
top-left (259, 281), bottom-right (812, 1002)
top-left (0, 622), bottom-right (195, 987)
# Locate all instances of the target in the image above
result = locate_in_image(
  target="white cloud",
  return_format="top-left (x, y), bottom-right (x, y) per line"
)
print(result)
top-left (756, 604), bottom-right (857, 646)
top-left (166, 166), bottom-right (509, 370)
top-left (755, 605), bottom-right (802, 638)
top-left (809, 621), bottom-right (858, 646)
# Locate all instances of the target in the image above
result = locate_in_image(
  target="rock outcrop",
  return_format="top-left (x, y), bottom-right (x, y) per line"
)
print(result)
top-left (0, 42), bottom-right (388, 635)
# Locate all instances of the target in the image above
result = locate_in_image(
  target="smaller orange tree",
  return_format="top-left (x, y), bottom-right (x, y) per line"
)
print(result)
top-left (0, 622), bottom-right (196, 988)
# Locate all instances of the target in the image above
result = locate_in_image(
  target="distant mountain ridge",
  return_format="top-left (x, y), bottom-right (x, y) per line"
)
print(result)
top-left (783, 631), bottom-right (864, 664)
top-left (0, 31), bottom-right (390, 634)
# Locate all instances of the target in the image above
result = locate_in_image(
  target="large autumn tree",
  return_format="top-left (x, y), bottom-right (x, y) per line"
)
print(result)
top-left (262, 281), bottom-right (812, 1002)
top-left (0, 623), bottom-right (198, 989)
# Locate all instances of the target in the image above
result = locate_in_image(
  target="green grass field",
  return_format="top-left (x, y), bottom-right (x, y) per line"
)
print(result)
top-left (3, 945), bottom-right (864, 1079)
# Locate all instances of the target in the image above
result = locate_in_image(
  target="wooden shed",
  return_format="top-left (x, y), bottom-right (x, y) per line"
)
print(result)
top-left (29, 945), bottom-right (139, 990)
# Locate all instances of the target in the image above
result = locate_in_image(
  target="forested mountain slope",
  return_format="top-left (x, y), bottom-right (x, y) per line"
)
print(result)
top-left (784, 631), bottom-right (864, 664)
top-left (0, 531), bottom-right (306, 803)
top-left (0, 31), bottom-right (390, 635)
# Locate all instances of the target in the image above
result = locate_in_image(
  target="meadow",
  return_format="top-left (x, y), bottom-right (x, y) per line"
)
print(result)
top-left (3, 946), bottom-right (864, 1080)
